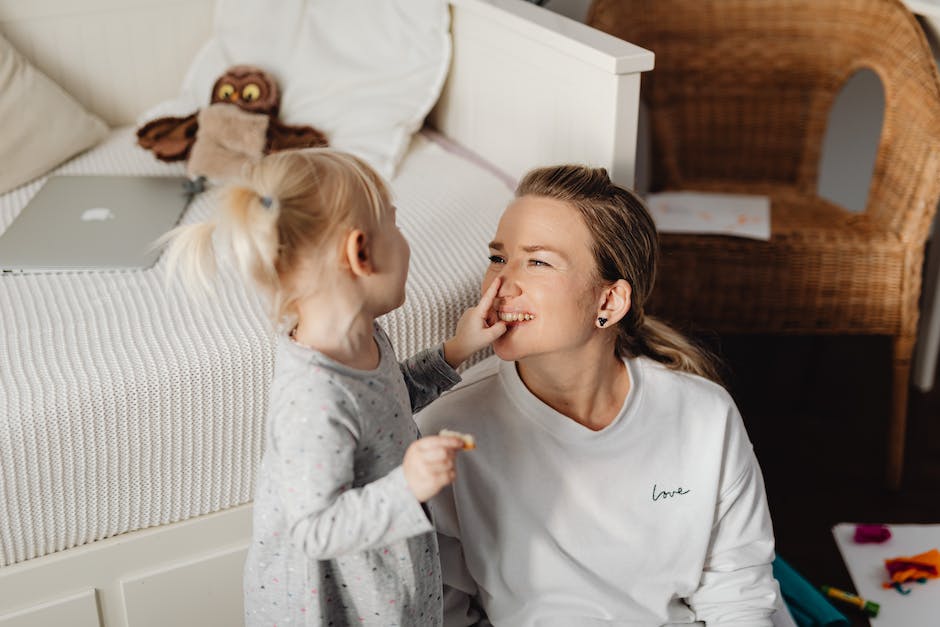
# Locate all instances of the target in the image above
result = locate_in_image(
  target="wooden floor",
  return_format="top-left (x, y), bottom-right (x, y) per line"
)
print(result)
top-left (711, 333), bottom-right (940, 627)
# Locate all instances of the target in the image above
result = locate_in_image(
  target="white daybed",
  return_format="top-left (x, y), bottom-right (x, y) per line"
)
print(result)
top-left (0, 1), bottom-right (653, 625)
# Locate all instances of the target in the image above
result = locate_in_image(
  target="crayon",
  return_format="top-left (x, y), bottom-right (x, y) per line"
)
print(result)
top-left (820, 585), bottom-right (880, 617)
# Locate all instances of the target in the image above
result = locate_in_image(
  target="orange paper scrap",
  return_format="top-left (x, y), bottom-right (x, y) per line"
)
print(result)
top-left (883, 548), bottom-right (940, 589)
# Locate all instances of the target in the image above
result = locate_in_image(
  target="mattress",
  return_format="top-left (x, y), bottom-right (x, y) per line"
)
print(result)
top-left (0, 128), bottom-right (513, 567)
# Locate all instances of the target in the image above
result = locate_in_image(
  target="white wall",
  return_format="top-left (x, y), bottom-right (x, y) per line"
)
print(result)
top-left (817, 71), bottom-right (883, 212)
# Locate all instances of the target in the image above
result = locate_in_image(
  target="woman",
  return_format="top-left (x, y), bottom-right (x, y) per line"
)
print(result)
top-left (418, 165), bottom-right (780, 626)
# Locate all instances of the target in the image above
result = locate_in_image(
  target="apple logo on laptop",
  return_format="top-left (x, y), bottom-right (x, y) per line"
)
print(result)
top-left (81, 207), bottom-right (115, 221)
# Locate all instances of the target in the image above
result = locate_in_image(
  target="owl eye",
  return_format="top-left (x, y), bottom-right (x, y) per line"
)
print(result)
top-left (216, 83), bottom-right (236, 100)
top-left (241, 84), bottom-right (261, 102)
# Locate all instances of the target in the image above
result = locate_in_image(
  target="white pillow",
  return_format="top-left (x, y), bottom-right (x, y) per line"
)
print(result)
top-left (143, 0), bottom-right (450, 179)
top-left (0, 34), bottom-right (108, 194)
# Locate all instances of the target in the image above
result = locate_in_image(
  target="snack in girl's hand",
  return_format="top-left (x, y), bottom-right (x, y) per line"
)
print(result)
top-left (440, 428), bottom-right (476, 450)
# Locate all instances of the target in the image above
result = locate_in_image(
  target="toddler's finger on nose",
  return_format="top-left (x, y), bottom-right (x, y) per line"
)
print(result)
top-left (479, 277), bottom-right (501, 308)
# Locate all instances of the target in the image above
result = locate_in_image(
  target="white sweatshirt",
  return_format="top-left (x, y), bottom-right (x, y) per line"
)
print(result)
top-left (417, 355), bottom-right (780, 627)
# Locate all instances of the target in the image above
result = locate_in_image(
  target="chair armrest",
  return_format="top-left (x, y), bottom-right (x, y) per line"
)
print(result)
top-left (430, 0), bottom-right (654, 188)
top-left (867, 119), bottom-right (940, 244)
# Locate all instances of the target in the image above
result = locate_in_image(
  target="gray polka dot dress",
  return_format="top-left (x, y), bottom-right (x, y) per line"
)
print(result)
top-left (244, 324), bottom-right (461, 626)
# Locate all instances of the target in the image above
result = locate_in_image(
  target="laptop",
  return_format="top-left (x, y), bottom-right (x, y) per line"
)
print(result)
top-left (0, 174), bottom-right (197, 273)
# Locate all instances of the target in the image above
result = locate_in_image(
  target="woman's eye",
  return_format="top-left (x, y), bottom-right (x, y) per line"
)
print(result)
top-left (529, 259), bottom-right (550, 267)
top-left (488, 255), bottom-right (505, 264)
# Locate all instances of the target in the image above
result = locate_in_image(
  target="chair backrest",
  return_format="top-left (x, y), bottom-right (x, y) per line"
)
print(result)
top-left (588, 0), bottom-right (940, 223)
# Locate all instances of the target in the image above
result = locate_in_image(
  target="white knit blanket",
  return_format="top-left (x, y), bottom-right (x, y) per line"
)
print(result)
top-left (0, 129), bottom-right (512, 566)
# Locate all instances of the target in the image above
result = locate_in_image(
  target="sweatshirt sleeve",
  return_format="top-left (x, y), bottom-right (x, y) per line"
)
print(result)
top-left (687, 404), bottom-right (782, 626)
top-left (270, 391), bottom-right (433, 560)
top-left (399, 344), bottom-right (462, 414)
top-left (431, 487), bottom-right (492, 627)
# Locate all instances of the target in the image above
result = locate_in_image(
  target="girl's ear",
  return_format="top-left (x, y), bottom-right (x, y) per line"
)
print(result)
top-left (344, 229), bottom-right (373, 276)
top-left (597, 279), bottom-right (632, 327)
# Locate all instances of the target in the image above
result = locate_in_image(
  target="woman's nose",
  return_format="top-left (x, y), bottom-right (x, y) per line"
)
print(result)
top-left (496, 267), bottom-right (521, 297)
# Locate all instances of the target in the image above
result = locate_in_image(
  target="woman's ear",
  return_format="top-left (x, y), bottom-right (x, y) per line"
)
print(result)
top-left (343, 229), bottom-right (373, 276)
top-left (597, 279), bottom-right (632, 327)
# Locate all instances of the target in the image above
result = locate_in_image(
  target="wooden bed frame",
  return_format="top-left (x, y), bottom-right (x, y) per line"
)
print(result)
top-left (0, 1), bottom-right (652, 624)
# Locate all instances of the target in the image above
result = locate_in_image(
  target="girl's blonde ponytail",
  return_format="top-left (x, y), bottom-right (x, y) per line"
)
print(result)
top-left (160, 148), bottom-right (393, 326)
top-left (160, 220), bottom-right (219, 296)
top-left (160, 184), bottom-right (280, 300)
top-left (217, 186), bottom-right (280, 292)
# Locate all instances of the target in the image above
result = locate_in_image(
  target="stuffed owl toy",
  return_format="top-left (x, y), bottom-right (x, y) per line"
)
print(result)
top-left (136, 65), bottom-right (328, 180)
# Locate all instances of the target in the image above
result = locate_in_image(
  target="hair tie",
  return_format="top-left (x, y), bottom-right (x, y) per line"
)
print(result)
top-left (260, 195), bottom-right (278, 210)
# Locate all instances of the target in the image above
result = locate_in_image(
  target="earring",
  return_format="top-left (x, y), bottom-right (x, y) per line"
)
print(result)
top-left (597, 317), bottom-right (608, 327)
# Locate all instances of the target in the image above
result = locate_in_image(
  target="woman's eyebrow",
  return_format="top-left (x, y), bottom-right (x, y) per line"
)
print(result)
top-left (522, 244), bottom-right (561, 254)
top-left (522, 245), bottom-right (570, 262)
top-left (488, 242), bottom-right (570, 261)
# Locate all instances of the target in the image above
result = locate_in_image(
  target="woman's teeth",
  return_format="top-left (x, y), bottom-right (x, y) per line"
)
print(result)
top-left (498, 312), bottom-right (535, 322)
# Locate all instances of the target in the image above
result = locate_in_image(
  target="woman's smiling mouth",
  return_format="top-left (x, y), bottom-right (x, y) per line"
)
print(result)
top-left (497, 311), bottom-right (536, 322)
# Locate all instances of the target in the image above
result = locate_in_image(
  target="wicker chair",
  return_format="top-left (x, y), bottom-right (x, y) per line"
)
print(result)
top-left (587, 0), bottom-right (940, 488)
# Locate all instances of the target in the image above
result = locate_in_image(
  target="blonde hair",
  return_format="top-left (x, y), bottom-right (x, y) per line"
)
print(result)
top-left (515, 165), bottom-right (721, 382)
top-left (162, 149), bottom-right (392, 326)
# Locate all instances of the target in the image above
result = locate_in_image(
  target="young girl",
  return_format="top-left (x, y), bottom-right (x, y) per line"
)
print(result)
top-left (418, 165), bottom-right (781, 625)
top-left (163, 148), bottom-right (506, 626)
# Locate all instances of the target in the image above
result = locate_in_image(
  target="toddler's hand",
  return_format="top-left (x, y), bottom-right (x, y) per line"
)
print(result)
top-left (403, 435), bottom-right (465, 502)
top-left (443, 278), bottom-right (507, 368)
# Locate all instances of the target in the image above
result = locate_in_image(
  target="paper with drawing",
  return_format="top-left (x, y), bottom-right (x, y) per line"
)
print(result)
top-left (646, 191), bottom-right (771, 240)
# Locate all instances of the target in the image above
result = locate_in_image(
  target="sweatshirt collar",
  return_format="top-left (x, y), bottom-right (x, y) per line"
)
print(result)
top-left (497, 355), bottom-right (644, 442)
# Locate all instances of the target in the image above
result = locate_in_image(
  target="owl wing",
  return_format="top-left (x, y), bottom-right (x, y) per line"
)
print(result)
top-left (266, 118), bottom-right (329, 152)
top-left (136, 113), bottom-right (200, 161)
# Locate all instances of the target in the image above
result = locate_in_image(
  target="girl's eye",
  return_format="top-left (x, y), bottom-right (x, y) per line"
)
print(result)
top-left (529, 259), bottom-right (550, 267)
top-left (488, 255), bottom-right (505, 264)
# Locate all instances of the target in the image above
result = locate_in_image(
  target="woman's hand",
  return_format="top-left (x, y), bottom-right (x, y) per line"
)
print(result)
top-left (443, 277), bottom-right (507, 368)
top-left (403, 435), bottom-right (466, 502)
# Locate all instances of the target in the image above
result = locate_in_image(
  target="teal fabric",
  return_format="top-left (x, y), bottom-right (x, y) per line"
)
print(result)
top-left (773, 556), bottom-right (849, 627)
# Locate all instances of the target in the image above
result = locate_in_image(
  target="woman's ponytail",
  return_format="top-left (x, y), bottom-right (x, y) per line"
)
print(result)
top-left (620, 315), bottom-right (721, 383)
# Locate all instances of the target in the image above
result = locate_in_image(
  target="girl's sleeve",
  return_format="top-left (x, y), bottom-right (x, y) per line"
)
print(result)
top-left (271, 390), bottom-right (432, 560)
top-left (686, 404), bottom-right (782, 626)
top-left (399, 345), bottom-right (462, 413)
